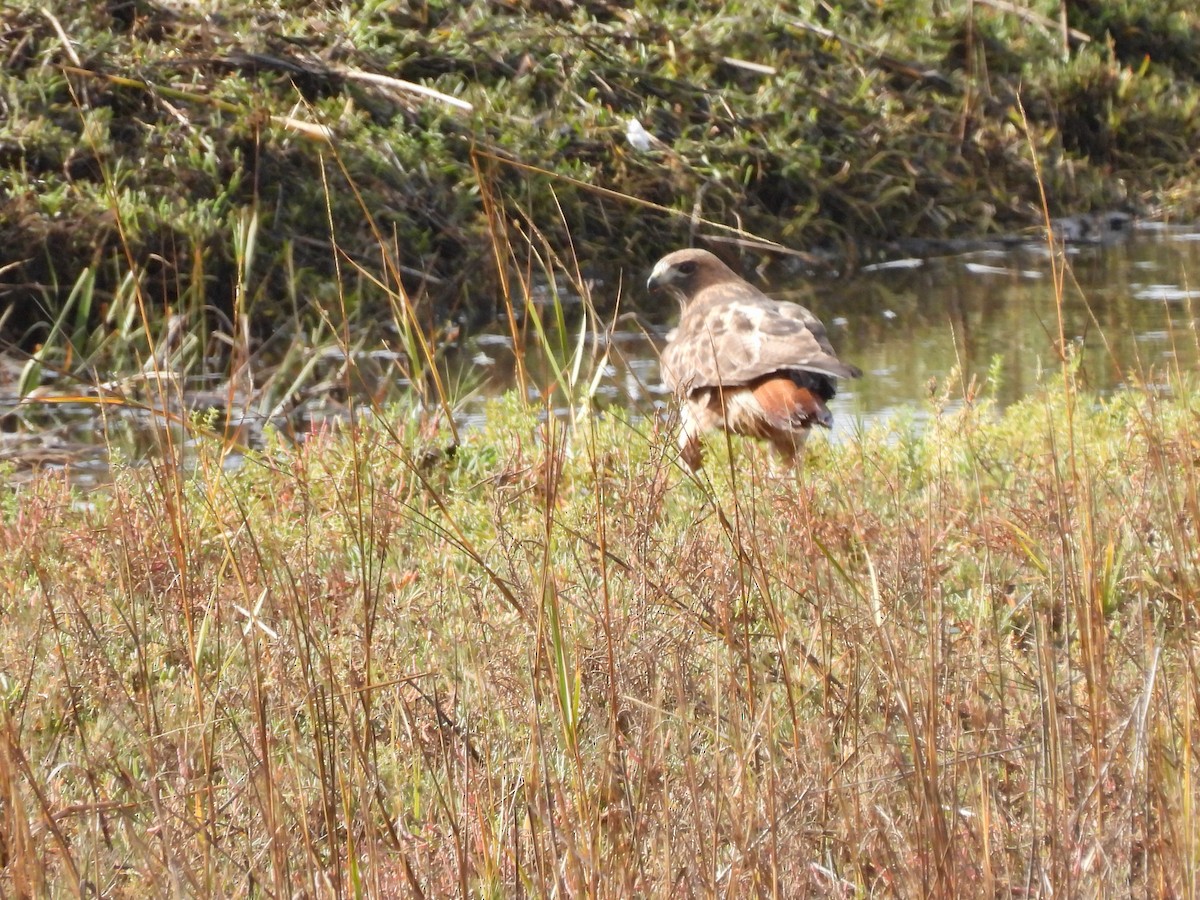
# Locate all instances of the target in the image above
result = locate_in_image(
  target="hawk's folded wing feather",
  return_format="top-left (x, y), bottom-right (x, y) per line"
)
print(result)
top-left (661, 281), bottom-right (861, 395)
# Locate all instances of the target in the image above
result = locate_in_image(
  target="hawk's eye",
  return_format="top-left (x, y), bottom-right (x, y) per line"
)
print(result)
top-left (677, 261), bottom-right (697, 276)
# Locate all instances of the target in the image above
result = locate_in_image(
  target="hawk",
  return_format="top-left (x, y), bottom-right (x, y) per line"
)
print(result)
top-left (648, 248), bottom-right (861, 470)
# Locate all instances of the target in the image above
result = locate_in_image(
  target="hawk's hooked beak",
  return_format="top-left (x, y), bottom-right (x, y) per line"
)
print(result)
top-left (646, 258), bottom-right (673, 292)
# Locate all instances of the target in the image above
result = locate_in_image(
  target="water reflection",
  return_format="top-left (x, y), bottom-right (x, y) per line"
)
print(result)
top-left (823, 227), bottom-right (1200, 433)
top-left (463, 225), bottom-right (1200, 438)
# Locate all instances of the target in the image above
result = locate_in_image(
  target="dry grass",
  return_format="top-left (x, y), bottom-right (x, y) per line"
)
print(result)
top-left (1, 359), bottom-right (1198, 895)
top-left (2, 8), bottom-right (1198, 888)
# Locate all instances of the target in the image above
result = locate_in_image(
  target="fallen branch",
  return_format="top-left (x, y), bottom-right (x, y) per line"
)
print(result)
top-left (60, 66), bottom-right (335, 142)
top-left (973, 0), bottom-right (1092, 45)
top-left (339, 66), bottom-right (474, 113)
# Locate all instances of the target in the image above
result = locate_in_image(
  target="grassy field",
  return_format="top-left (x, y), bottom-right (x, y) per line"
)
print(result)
top-left (3, 0), bottom-right (1200, 896)
top-left (2, 356), bottom-right (1199, 894)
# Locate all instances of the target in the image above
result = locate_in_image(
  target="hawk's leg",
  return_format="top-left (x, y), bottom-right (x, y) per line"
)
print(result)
top-left (767, 429), bottom-right (810, 467)
top-left (678, 405), bottom-right (705, 471)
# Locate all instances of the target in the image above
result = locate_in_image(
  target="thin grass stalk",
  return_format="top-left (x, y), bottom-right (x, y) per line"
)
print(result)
top-left (228, 207), bottom-right (258, 452)
top-left (320, 141), bottom-right (459, 443)
top-left (472, 152), bottom-right (529, 403)
top-left (316, 153), bottom-right (382, 895)
top-left (1021, 93), bottom-right (1119, 886)
top-left (17, 267), bottom-right (94, 399)
top-left (198, 451), bottom-right (291, 892)
top-left (1, 711), bottom-right (54, 893)
top-left (96, 169), bottom-right (216, 892)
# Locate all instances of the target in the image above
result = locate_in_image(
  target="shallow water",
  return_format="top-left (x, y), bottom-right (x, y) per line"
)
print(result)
top-left (4, 224), bottom-right (1199, 483)
top-left (462, 223), bottom-right (1200, 439)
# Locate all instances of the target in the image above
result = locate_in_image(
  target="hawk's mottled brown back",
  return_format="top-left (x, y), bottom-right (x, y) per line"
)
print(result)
top-left (648, 248), bottom-right (861, 470)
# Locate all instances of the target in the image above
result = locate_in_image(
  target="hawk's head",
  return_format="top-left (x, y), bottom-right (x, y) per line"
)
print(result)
top-left (647, 249), bottom-right (738, 304)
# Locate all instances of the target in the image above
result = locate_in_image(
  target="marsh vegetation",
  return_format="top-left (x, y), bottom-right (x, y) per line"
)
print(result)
top-left (2, 1), bottom-right (1200, 896)
top-left (4, 362), bottom-right (1200, 894)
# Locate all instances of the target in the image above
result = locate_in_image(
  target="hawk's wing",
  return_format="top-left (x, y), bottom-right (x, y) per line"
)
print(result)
top-left (661, 280), bottom-right (859, 395)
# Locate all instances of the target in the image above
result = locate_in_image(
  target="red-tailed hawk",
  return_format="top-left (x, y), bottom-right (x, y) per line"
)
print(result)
top-left (648, 248), bottom-right (861, 470)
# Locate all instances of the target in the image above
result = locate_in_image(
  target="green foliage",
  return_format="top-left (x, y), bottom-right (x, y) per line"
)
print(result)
top-left (2, 0), bottom-right (1199, 344)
